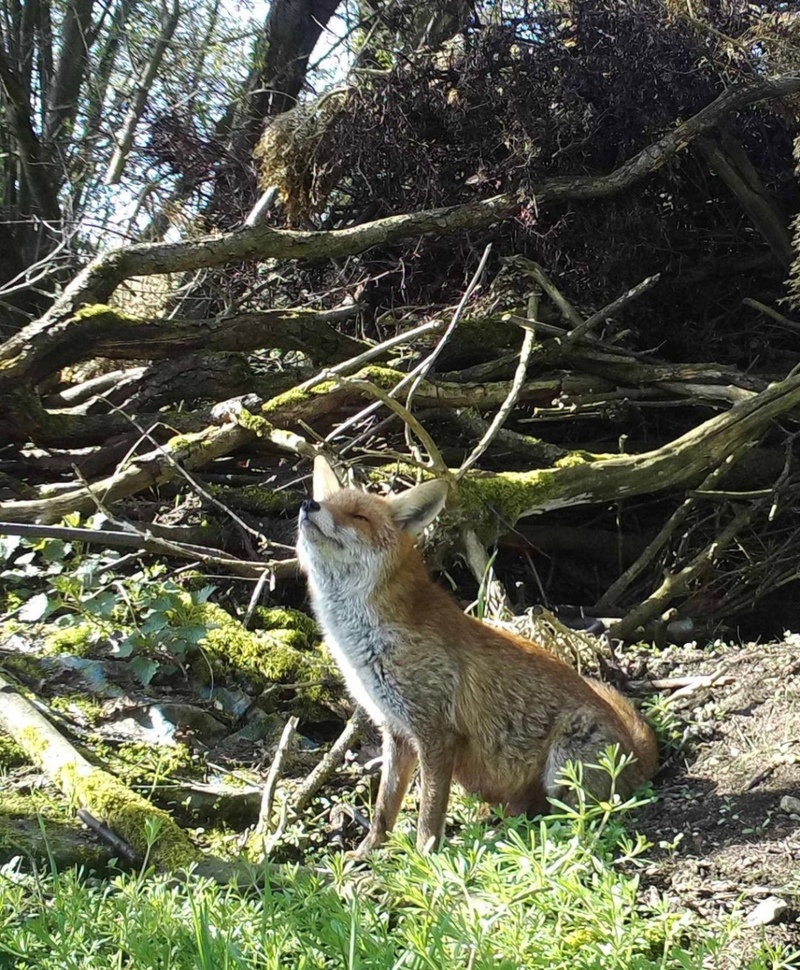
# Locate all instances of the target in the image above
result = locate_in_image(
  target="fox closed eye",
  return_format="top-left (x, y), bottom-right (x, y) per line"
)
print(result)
top-left (351, 513), bottom-right (369, 522)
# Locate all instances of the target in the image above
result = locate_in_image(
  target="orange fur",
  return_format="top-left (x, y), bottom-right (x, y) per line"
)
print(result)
top-left (297, 459), bottom-right (658, 855)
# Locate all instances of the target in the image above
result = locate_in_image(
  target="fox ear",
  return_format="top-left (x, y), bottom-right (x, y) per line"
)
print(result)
top-left (312, 456), bottom-right (343, 501)
top-left (388, 479), bottom-right (448, 535)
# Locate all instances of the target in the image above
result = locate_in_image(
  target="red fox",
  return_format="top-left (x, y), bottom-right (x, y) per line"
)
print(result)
top-left (297, 457), bottom-right (658, 856)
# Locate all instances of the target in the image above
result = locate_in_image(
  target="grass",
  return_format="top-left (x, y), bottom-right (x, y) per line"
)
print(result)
top-left (1, 755), bottom-right (795, 970)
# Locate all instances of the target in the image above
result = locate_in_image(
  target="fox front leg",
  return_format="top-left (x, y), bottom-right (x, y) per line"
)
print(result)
top-left (416, 737), bottom-right (456, 853)
top-left (353, 730), bottom-right (417, 859)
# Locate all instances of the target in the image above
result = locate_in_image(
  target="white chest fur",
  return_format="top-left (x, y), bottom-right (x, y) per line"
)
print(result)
top-left (309, 576), bottom-right (411, 733)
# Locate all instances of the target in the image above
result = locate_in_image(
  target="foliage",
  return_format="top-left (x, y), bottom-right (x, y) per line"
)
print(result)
top-left (1, 523), bottom-right (216, 686)
top-left (0, 761), bottom-right (795, 969)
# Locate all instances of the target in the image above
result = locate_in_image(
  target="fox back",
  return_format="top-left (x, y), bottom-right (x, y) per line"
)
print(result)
top-left (297, 457), bottom-right (658, 855)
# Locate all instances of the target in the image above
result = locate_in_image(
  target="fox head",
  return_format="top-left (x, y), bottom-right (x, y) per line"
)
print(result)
top-left (296, 457), bottom-right (448, 587)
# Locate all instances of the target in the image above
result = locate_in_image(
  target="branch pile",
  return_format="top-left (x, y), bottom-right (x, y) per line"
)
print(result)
top-left (2, 0), bottom-right (800, 648)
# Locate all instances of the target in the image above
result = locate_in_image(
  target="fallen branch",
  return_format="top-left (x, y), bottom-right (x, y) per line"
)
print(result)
top-left (0, 522), bottom-right (298, 579)
top-left (0, 304), bottom-right (364, 392)
top-left (5, 74), bottom-right (795, 330)
top-left (0, 670), bottom-right (200, 870)
top-left (255, 715), bottom-right (299, 837)
top-left (290, 709), bottom-right (367, 816)
top-left (609, 505), bottom-right (756, 641)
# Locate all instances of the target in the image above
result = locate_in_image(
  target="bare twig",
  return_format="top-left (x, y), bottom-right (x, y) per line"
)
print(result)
top-left (567, 274), bottom-right (661, 343)
top-left (329, 246), bottom-right (491, 454)
top-left (743, 298), bottom-right (800, 336)
top-left (596, 455), bottom-right (740, 611)
top-left (291, 709), bottom-right (367, 816)
top-left (0, 521), bottom-right (298, 580)
top-left (609, 505), bottom-right (756, 641)
top-left (457, 293), bottom-right (538, 478)
top-left (330, 373), bottom-right (447, 473)
top-left (298, 318), bottom-right (443, 394)
top-left (255, 716), bottom-right (299, 837)
top-left (508, 257), bottom-right (584, 327)
top-left (77, 809), bottom-right (141, 864)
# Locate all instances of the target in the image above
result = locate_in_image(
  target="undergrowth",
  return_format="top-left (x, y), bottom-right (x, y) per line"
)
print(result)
top-left (1, 756), bottom-right (795, 969)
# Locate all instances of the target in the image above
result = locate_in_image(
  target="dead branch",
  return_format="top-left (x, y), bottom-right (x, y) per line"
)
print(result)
top-left (595, 455), bottom-right (742, 611)
top-left (255, 715), bottom-right (299, 837)
top-left (8, 73), bottom-right (795, 324)
top-left (609, 505), bottom-right (756, 641)
top-left (290, 709), bottom-right (367, 816)
top-left (0, 521), bottom-right (299, 579)
top-left (0, 304), bottom-right (363, 392)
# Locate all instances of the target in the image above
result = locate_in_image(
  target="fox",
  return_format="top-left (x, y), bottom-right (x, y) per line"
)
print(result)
top-left (296, 456), bottom-right (658, 856)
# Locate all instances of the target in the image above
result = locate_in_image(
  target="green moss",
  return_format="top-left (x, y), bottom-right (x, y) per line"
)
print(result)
top-left (234, 407), bottom-right (277, 437)
top-left (446, 314), bottom-right (518, 360)
top-left (59, 763), bottom-right (200, 870)
top-left (111, 741), bottom-right (198, 788)
top-left (197, 603), bottom-right (339, 714)
top-left (45, 622), bottom-right (95, 656)
top-left (205, 483), bottom-right (295, 515)
top-left (73, 303), bottom-right (140, 324)
top-left (459, 470), bottom-right (557, 532)
top-left (262, 365), bottom-right (405, 416)
top-left (0, 732), bottom-right (28, 768)
top-left (0, 788), bottom-right (106, 868)
top-left (554, 449), bottom-right (613, 468)
top-left (49, 693), bottom-right (104, 724)
top-left (253, 606), bottom-right (318, 639)
top-left (2, 653), bottom-right (47, 683)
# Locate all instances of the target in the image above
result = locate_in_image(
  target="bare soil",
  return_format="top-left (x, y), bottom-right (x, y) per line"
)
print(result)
top-left (632, 639), bottom-right (800, 960)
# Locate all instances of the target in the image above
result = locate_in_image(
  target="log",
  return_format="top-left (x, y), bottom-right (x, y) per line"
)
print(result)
top-left (0, 671), bottom-right (200, 870)
top-left (2, 75), bottom-right (796, 334)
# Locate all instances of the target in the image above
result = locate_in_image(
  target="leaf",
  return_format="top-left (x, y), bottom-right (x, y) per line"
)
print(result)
top-left (40, 540), bottom-right (67, 563)
top-left (0, 534), bottom-right (22, 561)
top-left (141, 613), bottom-right (170, 635)
top-left (18, 592), bottom-right (51, 622)
top-left (192, 585), bottom-right (216, 604)
top-left (115, 634), bottom-right (139, 658)
top-left (130, 656), bottom-right (160, 687)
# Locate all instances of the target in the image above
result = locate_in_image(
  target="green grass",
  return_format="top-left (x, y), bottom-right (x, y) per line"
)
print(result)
top-left (1, 763), bottom-right (792, 970)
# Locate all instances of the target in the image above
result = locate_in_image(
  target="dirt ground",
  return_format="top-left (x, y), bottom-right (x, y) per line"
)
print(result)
top-left (631, 638), bottom-right (800, 960)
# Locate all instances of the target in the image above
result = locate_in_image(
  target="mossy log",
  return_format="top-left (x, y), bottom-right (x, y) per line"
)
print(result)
top-left (0, 672), bottom-right (200, 870)
top-left (0, 304), bottom-right (364, 392)
top-left (457, 369), bottom-right (800, 536)
top-left (4, 366), bottom-right (800, 533)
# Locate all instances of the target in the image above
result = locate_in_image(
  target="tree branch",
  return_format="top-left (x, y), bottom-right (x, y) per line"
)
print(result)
top-left (19, 72), bottom-right (799, 320)
top-left (0, 304), bottom-right (363, 390)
